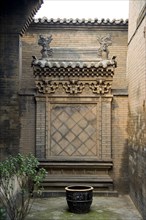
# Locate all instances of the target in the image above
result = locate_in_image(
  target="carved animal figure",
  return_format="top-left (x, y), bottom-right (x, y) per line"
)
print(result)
top-left (38, 35), bottom-right (53, 58)
top-left (97, 34), bottom-right (112, 59)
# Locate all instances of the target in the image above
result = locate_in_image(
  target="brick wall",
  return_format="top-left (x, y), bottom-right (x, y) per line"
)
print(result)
top-left (127, 1), bottom-right (146, 218)
top-left (128, 110), bottom-right (146, 219)
top-left (19, 95), bottom-right (36, 155)
top-left (127, 18), bottom-right (146, 113)
top-left (0, 32), bottom-right (20, 160)
top-left (0, 0), bottom-right (43, 160)
top-left (112, 96), bottom-right (129, 193)
top-left (128, 0), bottom-right (145, 41)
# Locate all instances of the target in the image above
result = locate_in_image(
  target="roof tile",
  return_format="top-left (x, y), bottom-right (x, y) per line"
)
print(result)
top-left (33, 17), bottom-right (128, 25)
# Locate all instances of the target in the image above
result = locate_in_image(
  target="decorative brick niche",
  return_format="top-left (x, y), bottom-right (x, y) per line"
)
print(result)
top-left (32, 34), bottom-right (116, 162)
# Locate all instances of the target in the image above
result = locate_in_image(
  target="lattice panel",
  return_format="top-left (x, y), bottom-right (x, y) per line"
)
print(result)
top-left (50, 104), bottom-right (97, 157)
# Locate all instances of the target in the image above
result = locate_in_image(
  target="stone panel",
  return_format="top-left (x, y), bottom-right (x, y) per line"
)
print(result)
top-left (50, 104), bottom-right (97, 158)
top-left (35, 96), bottom-right (114, 162)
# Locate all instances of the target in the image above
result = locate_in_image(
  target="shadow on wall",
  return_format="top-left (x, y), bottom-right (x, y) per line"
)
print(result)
top-left (111, 98), bottom-right (129, 194)
top-left (127, 108), bottom-right (146, 219)
top-left (113, 138), bottom-right (129, 194)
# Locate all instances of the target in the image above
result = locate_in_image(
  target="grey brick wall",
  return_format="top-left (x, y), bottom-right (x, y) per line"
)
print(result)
top-left (127, 0), bottom-right (146, 218)
top-left (0, 0), bottom-right (43, 160)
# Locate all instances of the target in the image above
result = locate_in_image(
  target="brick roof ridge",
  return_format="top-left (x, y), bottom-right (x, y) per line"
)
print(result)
top-left (33, 17), bottom-right (128, 25)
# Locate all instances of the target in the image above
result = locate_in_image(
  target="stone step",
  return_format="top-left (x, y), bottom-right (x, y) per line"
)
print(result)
top-left (39, 160), bottom-right (114, 194)
top-left (41, 174), bottom-right (114, 191)
top-left (43, 175), bottom-right (113, 183)
top-left (39, 160), bottom-right (113, 169)
top-left (39, 160), bottom-right (113, 175)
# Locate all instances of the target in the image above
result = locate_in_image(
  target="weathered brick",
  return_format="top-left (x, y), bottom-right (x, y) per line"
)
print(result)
top-left (127, 0), bottom-right (146, 218)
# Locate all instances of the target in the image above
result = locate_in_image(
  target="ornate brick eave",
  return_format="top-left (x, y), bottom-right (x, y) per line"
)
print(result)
top-left (32, 60), bottom-right (116, 95)
top-left (32, 34), bottom-right (117, 95)
top-left (20, 0), bottom-right (43, 35)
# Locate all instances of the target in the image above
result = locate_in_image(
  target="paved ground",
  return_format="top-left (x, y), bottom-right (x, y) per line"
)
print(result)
top-left (26, 195), bottom-right (143, 220)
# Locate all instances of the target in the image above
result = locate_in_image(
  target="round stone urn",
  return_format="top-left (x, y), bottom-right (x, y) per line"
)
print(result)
top-left (65, 185), bottom-right (93, 214)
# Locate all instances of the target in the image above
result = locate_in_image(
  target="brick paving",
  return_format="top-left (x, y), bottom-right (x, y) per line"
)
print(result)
top-left (26, 195), bottom-right (143, 220)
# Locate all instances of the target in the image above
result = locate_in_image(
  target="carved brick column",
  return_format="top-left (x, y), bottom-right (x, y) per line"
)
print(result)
top-left (101, 97), bottom-right (113, 160)
top-left (35, 97), bottom-right (46, 158)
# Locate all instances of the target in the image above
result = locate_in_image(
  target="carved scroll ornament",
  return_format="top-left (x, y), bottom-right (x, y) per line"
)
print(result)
top-left (35, 79), bottom-right (112, 95)
top-left (89, 80), bottom-right (111, 94)
top-left (35, 80), bottom-right (58, 94)
top-left (62, 80), bottom-right (85, 94)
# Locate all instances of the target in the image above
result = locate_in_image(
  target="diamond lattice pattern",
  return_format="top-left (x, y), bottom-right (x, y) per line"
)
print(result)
top-left (50, 104), bottom-right (97, 156)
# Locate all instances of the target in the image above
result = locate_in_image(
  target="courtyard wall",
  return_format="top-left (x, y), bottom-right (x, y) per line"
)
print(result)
top-left (20, 19), bottom-right (129, 193)
top-left (127, 1), bottom-right (146, 218)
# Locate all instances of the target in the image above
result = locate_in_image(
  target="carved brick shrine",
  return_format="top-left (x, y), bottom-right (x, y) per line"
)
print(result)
top-left (32, 34), bottom-right (117, 192)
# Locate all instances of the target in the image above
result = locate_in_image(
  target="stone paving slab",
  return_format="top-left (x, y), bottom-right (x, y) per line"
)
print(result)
top-left (26, 195), bottom-right (143, 220)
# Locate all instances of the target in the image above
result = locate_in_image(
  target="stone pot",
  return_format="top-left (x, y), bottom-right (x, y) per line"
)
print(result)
top-left (65, 185), bottom-right (93, 214)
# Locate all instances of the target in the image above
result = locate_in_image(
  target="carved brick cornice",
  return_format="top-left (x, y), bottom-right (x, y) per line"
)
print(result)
top-left (33, 65), bottom-right (115, 78)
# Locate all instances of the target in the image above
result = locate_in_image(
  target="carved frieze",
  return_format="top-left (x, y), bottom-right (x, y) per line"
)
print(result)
top-left (35, 79), bottom-right (112, 95)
